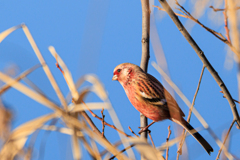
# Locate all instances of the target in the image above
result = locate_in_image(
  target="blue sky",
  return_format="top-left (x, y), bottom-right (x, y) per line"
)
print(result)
top-left (0, 0), bottom-right (239, 160)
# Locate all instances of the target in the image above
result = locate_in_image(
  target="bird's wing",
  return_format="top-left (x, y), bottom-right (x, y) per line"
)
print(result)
top-left (135, 73), bottom-right (167, 106)
top-left (135, 73), bottom-right (185, 117)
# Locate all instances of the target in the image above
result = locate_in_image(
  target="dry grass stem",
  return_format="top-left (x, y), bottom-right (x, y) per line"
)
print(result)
top-left (152, 62), bottom-right (234, 159)
top-left (61, 113), bottom-right (130, 160)
top-left (109, 144), bottom-right (136, 160)
top-left (41, 125), bottom-right (83, 136)
top-left (0, 25), bottom-right (22, 43)
top-left (69, 102), bottom-right (110, 112)
top-left (0, 64), bottom-right (42, 95)
top-left (128, 138), bottom-right (165, 160)
top-left (89, 138), bottom-right (101, 159)
top-left (71, 75), bottom-right (134, 158)
top-left (49, 46), bottom-right (79, 101)
top-left (100, 141), bottom-right (123, 157)
top-left (0, 113), bottom-right (58, 159)
top-left (158, 134), bottom-right (184, 152)
top-left (21, 25), bottom-right (68, 110)
top-left (0, 101), bottom-right (12, 141)
top-left (0, 71), bottom-right (62, 112)
top-left (74, 75), bottom-right (131, 154)
top-left (23, 78), bottom-right (46, 97)
top-left (70, 113), bottom-right (82, 160)
top-left (1, 1), bottom-right (239, 157)
top-left (80, 137), bottom-right (101, 159)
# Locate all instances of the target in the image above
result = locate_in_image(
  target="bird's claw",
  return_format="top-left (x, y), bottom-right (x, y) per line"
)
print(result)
top-left (138, 126), bottom-right (151, 134)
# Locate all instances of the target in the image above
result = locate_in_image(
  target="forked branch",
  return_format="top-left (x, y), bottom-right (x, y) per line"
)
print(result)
top-left (158, 0), bottom-right (240, 128)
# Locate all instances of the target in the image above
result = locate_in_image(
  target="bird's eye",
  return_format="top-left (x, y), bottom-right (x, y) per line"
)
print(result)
top-left (117, 69), bottom-right (121, 73)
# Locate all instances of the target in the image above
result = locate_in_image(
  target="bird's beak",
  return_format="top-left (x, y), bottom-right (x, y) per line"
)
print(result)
top-left (112, 75), bottom-right (118, 81)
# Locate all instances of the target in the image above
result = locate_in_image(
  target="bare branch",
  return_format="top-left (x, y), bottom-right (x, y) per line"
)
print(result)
top-left (148, 131), bottom-right (155, 148)
top-left (220, 91), bottom-right (240, 104)
top-left (158, 0), bottom-right (240, 127)
top-left (128, 126), bottom-right (139, 137)
top-left (101, 108), bottom-right (105, 137)
top-left (82, 101), bottom-right (132, 138)
top-left (177, 65), bottom-right (205, 157)
top-left (216, 120), bottom-right (235, 160)
top-left (155, 2), bottom-right (240, 56)
top-left (223, 0), bottom-right (231, 44)
top-left (209, 5), bottom-right (240, 12)
top-left (140, 0), bottom-right (151, 141)
top-left (175, 1), bottom-right (227, 43)
top-left (166, 126), bottom-right (171, 160)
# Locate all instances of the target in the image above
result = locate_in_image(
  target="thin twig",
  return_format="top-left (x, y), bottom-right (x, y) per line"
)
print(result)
top-left (175, 1), bottom-right (227, 43)
top-left (153, 5), bottom-right (189, 18)
top-left (177, 65), bottom-right (205, 157)
top-left (82, 101), bottom-right (132, 137)
top-left (220, 91), bottom-right (240, 104)
top-left (101, 108), bottom-right (105, 137)
top-left (223, 0), bottom-right (231, 44)
top-left (128, 126), bottom-right (139, 137)
top-left (155, 2), bottom-right (240, 55)
top-left (154, 3), bottom-right (226, 42)
top-left (209, 5), bottom-right (240, 12)
top-left (209, 6), bottom-right (225, 12)
top-left (100, 141), bottom-right (123, 157)
top-left (216, 120), bottom-right (235, 160)
top-left (148, 130), bottom-right (155, 148)
top-left (72, 90), bottom-right (105, 140)
top-left (187, 66), bottom-right (205, 122)
top-left (158, 0), bottom-right (240, 128)
top-left (0, 64), bottom-right (42, 95)
top-left (166, 126), bottom-right (171, 160)
top-left (56, 62), bottom-right (64, 74)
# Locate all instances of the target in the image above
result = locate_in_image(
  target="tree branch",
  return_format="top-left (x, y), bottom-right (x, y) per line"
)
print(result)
top-left (140, 0), bottom-right (151, 141)
top-left (158, 0), bottom-right (240, 127)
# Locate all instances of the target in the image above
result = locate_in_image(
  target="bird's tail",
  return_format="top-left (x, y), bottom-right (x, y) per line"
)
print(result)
top-left (171, 118), bottom-right (213, 155)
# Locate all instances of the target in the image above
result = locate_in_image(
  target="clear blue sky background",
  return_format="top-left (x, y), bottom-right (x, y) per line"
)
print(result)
top-left (0, 0), bottom-right (239, 160)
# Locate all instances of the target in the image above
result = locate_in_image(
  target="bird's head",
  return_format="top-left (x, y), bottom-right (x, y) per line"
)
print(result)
top-left (112, 63), bottom-right (142, 85)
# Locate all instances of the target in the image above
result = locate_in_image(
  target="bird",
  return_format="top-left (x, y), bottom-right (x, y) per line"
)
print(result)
top-left (112, 62), bottom-right (213, 155)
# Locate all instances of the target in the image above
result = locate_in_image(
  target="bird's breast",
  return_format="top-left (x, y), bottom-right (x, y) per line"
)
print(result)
top-left (123, 85), bottom-right (169, 122)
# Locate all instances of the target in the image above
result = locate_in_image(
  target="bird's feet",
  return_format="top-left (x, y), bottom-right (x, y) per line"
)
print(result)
top-left (138, 126), bottom-right (151, 134)
top-left (138, 121), bottom-right (155, 134)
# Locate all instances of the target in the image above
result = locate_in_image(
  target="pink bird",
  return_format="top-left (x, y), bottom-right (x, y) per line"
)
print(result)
top-left (112, 63), bottom-right (213, 154)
